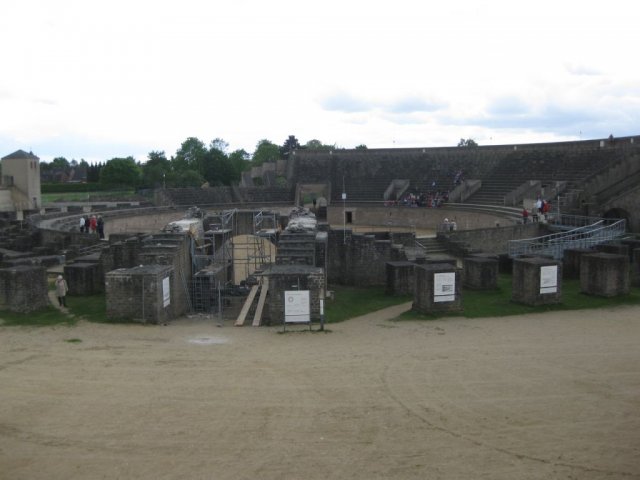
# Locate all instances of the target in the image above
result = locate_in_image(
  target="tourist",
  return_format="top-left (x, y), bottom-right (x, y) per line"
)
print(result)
top-left (97, 216), bottom-right (105, 239)
top-left (55, 275), bottom-right (68, 307)
top-left (89, 215), bottom-right (97, 234)
top-left (79, 216), bottom-right (85, 233)
top-left (522, 208), bottom-right (529, 224)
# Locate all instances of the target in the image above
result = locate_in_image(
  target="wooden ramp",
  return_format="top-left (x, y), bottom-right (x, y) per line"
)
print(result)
top-left (252, 278), bottom-right (269, 327)
top-left (235, 284), bottom-right (259, 326)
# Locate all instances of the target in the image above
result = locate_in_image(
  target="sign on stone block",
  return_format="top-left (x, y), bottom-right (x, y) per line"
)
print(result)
top-left (434, 272), bottom-right (456, 302)
top-left (285, 290), bottom-right (310, 323)
top-left (540, 265), bottom-right (558, 294)
top-left (163, 276), bottom-right (170, 307)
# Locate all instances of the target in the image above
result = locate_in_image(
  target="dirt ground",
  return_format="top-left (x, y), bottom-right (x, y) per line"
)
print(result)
top-left (1, 304), bottom-right (639, 480)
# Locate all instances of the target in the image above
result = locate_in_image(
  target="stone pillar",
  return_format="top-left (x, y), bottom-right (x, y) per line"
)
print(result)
top-left (385, 261), bottom-right (415, 295)
top-left (105, 265), bottom-right (174, 324)
top-left (580, 253), bottom-right (630, 297)
top-left (0, 266), bottom-right (48, 313)
top-left (64, 263), bottom-right (103, 295)
top-left (633, 248), bottom-right (640, 288)
top-left (413, 264), bottom-right (462, 314)
top-left (512, 257), bottom-right (562, 306)
top-left (562, 248), bottom-right (594, 279)
top-left (463, 256), bottom-right (498, 290)
top-left (596, 243), bottom-right (630, 258)
top-left (424, 254), bottom-right (457, 267)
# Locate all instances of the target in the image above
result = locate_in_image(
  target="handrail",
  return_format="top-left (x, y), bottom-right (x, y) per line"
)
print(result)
top-left (509, 218), bottom-right (626, 259)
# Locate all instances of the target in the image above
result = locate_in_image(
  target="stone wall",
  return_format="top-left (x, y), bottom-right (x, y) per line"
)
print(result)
top-left (413, 264), bottom-right (462, 314)
top-left (327, 205), bottom-right (510, 231)
top-left (105, 265), bottom-right (174, 323)
top-left (438, 223), bottom-right (547, 256)
top-left (327, 228), bottom-right (415, 286)
top-left (0, 265), bottom-right (48, 312)
top-left (264, 265), bottom-right (324, 325)
top-left (580, 253), bottom-right (630, 297)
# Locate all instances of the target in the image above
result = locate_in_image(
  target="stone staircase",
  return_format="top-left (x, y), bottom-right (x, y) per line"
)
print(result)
top-left (276, 232), bottom-right (316, 265)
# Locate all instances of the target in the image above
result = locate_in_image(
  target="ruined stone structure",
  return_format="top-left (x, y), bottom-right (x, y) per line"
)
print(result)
top-left (105, 265), bottom-right (174, 323)
top-left (263, 265), bottom-right (324, 325)
top-left (413, 263), bottom-right (462, 314)
top-left (385, 261), bottom-right (415, 296)
top-left (562, 248), bottom-right (594, 279)
top-left (512, 257), bottom-right (563, 306)
top-left (3, 136), bottom-right (639, 322)
top-left (580, 253), bottom-right (630, 297)
top-left (463, 256), bottom-right (498, 290)
top-left (0, 265), bottom-right (48, 313)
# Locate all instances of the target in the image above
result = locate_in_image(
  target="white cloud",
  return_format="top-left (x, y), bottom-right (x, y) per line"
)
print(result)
top-left (1, 0), bottom-right (639, 161)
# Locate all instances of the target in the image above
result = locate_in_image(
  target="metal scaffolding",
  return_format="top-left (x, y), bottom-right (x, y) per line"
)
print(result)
top-left (188, 209), bottom-right (278, 320)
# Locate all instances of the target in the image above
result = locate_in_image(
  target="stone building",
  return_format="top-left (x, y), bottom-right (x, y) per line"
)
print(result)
top-left (1, 150), bottom-right (42, 212)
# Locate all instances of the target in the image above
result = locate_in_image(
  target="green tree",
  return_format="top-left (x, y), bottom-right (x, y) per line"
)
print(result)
top-left (87, 162), bottom-right (102, 183)
top-left (170, 169), bottom-right (205, 187)
top-left (173, 137), bottom-right (207, 173)
top-left (354, 144), bottom-right (368, 150)
top-left (99, 157), bottom-right (141, 188)
top-left (457, 138), bottom-right (478, 147)
top-left (251, 139), bottom-right (280, 166)
top-left (229, 149), bottom-right (251, 176)
top-left (304, 139), bottom-right (334, 150)
top-left (51, 156), bottom-right (70, 170)
top-left (280, 135), bottom-right (300, 157)
top-left (141, 150), bottom-right (171, 188)
top-left (209, 138), bottom-right (229, 153)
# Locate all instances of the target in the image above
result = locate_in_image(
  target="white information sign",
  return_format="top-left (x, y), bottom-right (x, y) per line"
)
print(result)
top-left (540, 265), bottom-right (558, 294)
top-left (285, 290), bottom-right (310, 323)
top-left (434, 272), bottom-right (456, 302)
top-left (162, 277), bottom-right (171, 307)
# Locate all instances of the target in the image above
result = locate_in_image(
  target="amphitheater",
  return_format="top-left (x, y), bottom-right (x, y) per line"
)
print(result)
top-left (1, 137), bottom-right (640, 479)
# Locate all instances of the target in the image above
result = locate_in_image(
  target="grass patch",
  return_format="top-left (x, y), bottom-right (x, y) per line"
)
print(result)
top-left (324, 286), bottom-right (412, 323)
top-left (41, 189), bottom-right (135, 203)
top-left (0, 294), bottom-right (139, 327)
top-left (398, 274), bottom-right (640, 321)
top-left (0, 306), bottom-right (76, 327)
top-left (65, 338), bottom-right (82, 343)
top-left (67, 294), bottom-right (135, 324)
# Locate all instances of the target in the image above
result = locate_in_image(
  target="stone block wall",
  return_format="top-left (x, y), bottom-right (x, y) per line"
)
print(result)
top-left (596, 243), bottom-right (630, 258)
top-left (562, 248), bottom-right (594, 279)
top-left (327, 228), bottom-right (414, 286)
top-left (633, 248), bottom-right (640, 287)
top-left (315, 232), bottom-right (328, 291)
top-left (139, 243), bottom-right (191, 318)
top-left (412, 264), bottom-right (462, 314)
top-left (580, 253), bottom-right (630, 297)
top-left (512, 257), bottom-right (562, 306)
top-left (64, 262), bottom-right (103, 295)
top-left (463, 256), bottom-right (498, 290)
top-left (0, 265), bottom-right (48, 312)
top-left (105, 265), bottom-right (174, 324)
top-left (386, 261), bottom-right (415, 295)
top-left (264, 265), bottom-right (324, 325)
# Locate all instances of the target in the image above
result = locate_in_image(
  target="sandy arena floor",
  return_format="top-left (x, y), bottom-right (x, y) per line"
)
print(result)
top-left (1, 304), bottom-right (639, 480)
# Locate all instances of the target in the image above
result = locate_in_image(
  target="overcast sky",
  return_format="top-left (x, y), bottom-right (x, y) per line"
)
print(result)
top-left (1, 0), bottom-right (639, 163)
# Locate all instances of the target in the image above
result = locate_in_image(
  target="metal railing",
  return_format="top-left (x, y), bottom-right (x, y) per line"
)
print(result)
top-left (546, 214), bottom-right (610, 229)
top-left (509, 217), bottom-right (626, 259)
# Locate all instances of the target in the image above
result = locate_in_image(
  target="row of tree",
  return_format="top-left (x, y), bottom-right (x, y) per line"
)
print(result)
top-left (41, 136), bottom-right (477, 190)
top-left (40, 136), bottom-right (342, 189)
